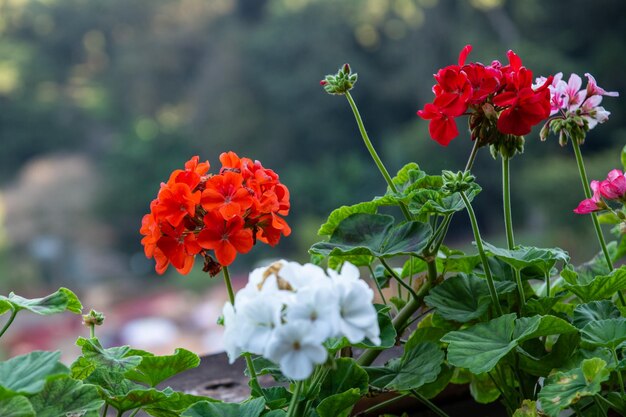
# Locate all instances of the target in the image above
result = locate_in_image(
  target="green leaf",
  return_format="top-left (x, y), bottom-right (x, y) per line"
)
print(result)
top-left (144, 392), bottom-right (213, 417)
top-left (424, 274), bottom-right (494, 323)
top-left (0, 287), bottom-right (82, 316)
top-left (621, 144), bottom-right (626, 171)
top-left (441, 314), bottom-right (518, 374)
top-left (182, 398), bottom-right (266, 417)
top-left (256, 387), bottom-right (290, 410)
top-left (320, 358), bottom-right (368, 399)
top-left (365, 342), bottom-right (444, 391)
top-left (482, 242), bottom-right (569, 275)
top-left (581, 318), bottom-right (626, 349)
top-left (245, 357), bottom-right (287, 382)
top-left (512, 400), bottom-right (540, 417)
top-left (106, 387), bottom-right (173, 413)
top-left (317, 196), bottom-right (400, 238)
top-left (316, 388), bottom-right (361, 417)
top-left (390, 163), bottom-right (424, 192)
top-left (565, 266), bottom-right (626, 302)
top-left (415, 364), bottom-right (453, 399)
top-left (469, 373), bottom-right (500, 404)
top-left (518, 333), bottom-right (580, 377)
top-left (597, 212), bottom-right (622, 225)
top-left (0, 396), bottom-right (35, 417)
top-left (573, 301), bottom-right (621, 329)
top-left (408, 188), bottom-right (476, 217)
top-left (125, 348), bottom-right (200, 387)
top-left (357, 304), bottom-right (396, 350)
top-left (513, 315), bottom-right (578, 342)
top-left (0, 351), bottom-right (68, 399)
top-left (29, 377), bottom-right (104, 417)
top-left (310, 214), bottom-right (432, 259)
top-left (72, 337), bottom-right (143, 378)
top-left (538, 358), bottom-right (610, 417)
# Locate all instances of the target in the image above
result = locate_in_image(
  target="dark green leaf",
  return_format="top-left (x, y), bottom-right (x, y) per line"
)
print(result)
top-left (125, 348), bottom-right (200, 387)
top-left (565, 266), bottom-right (626, 302)
top-left (256, 387), bottom-right (290, 410)
top-left (0, 351), bottom-right (68, 399)
top-left (424, 274), bottom-right (493, 323)
top-left (311, 214), bottom-right (432, 259)
top-left (182, 398), bottom-right (266, 417)
top-left (355, 304), bottom-right (396, 350)
top-left (573, 301), bottom-right (621, 329)
top-left (538, 358), bottom-right (610, 417)
top-left (482, 242), bottom-right (569, 274)
top-left (320, 358), bottom-right (368, 399)
top-left (513, 315), bottom-right (578, 342)
top-left (365, 342), bottom-right (443, 391)
top-left (441, 314), bottom-right (518, 374)
top-left (0, 396), bottom-right (35, 417)
top-left (245, 357), bottom-right (287, 382)
top-left (581, 318), bottom-right (626, 349)
top-left (317, 196), bottom-right (399, 238)
top-left (72, 337), bottom-right (143, 378)
top-left (29, 377), bottom-right (104, 417)
top-left (415, 364), bottom-right (453, 399)
top-left (316, 388), bottom-right (361, 417)
top-left (0, 287), bottom-right (82, 316)
top-left (144, 391), bottom-right (214, 417)
top-left (518, 333), bottom-right (580, 377)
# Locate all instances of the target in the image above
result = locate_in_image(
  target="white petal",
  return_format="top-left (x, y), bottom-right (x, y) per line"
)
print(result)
top-left (280, 350), bottom-right (314, 380)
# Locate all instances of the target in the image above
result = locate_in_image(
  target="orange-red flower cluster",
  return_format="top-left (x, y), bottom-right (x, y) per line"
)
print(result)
top-left (140, 153), bottom-right (291, 275)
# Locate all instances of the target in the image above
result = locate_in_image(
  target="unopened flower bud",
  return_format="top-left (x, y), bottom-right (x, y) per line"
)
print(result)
top-left (82, 310), bottom-right (105, 327)
top-left (320, 64), bottom-right (358, 95)
top-left (539, 122), bottom-right (550, 142)
top-left (442, 170), bottom-right (475, 194)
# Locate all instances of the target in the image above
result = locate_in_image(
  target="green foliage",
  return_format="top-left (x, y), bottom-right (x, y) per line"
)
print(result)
top-left (310, 213), bottom-right (432, 260)
top-left (565, 266), bottom-right (626, 302)
top-left (572, 301), bottom-right (621, 329)
top-left (365, 342), bottom-right (444, 391)
top-left (0, 396), bottom-right (35, 417)
top-left (538, 358), bottom-right (610, 417)
top-left (28, 377), bottom-right (104, 417)
top-left (182, 398), bottom-right (266, 417)
top-left (482, 242), bottom-right (569, 275)
top-left (316, 388), bottom-right (361, 417)
top-left (580, 318), bottom-right (626, 349)
top-left (0, 351), bottom-right (68, 399)
top-left (125, 348), bottom-right (200, 387)
top-left (320, 358), bottom-right (368, 399)
top-left (0, 288), bottom-right (81, 316)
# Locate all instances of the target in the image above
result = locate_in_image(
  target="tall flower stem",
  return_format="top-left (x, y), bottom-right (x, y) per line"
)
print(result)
top-left (465, 139), bottom-right (481, 172)
top-left (460, 191), bottom-right (503, 316)
top-left (222, 266), bottom-right (263, 397)
top-left (0, 307), bottom-right (17, 339)
top-left (502, 156), bottom-right (525, 307)
top-left (502, 156), bottom-right (515, 249)
top-left (286, 380), bottom-right (304, 417)
top-left (571, 139), bottom-right (626, 306)
top-left (344, 91), bottom-right (412, 221)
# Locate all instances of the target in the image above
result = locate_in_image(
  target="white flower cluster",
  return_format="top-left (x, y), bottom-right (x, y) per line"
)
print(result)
top-left (222, 261), bottom-right (380, 380)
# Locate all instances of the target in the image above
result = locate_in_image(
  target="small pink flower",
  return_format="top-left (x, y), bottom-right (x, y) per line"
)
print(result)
top-left (599, 169), bottom-right (626, 200)
top-left (574, 180), bottom-right (604, 214)
top-left (585, 73), bottom-right (619, 98)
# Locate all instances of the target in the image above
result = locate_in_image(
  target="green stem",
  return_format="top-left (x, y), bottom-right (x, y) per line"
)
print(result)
top-left (367, 265), bottom-right (388, 306)
top-left (460, 191), bottom-right (503, 316)
top-left (300, 366), bottom-right (330, 417)
top-left (357, 263), bottom-right (434, 366)
top-left (90, 324), bottom-right (96, 339)
top-left (222, 266), bottom-right (263, 397)
top-left (344, 91), bottom-right (411, 221)
top-left (545, 270), bottom-right (551, 298)
top-left (409, 389), bottom-right (450, 417)
top-left (502, 156), bottom-right (515, 250)
top-left (286, 380), bottom-right (304, 417)
top-left (426, 215), bottom-right (451, 253)
top-left (116, 410), bottom-right (123, 417)
top-left (611, 348), bottom-right (625, 396)
top-left (355, 393), bottom-right (411, 416)
top-left (380, 258), bottom-right (419, 301)
top-left (101, 404), bottom-right (109, 417)
top-left (571, 139), bottom-right (626, 306)
top-left (514, 268), bottom-right (526, 308)
top-left (0, 307), bottom-right (17, 339)
top-left (465, 139), bottom-right (481, 172)
top-left (595, 393), bottom-right (622, 413)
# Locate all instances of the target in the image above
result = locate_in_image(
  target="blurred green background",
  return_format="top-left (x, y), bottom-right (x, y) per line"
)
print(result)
top-left (0, 0), bottom-right (624, 355)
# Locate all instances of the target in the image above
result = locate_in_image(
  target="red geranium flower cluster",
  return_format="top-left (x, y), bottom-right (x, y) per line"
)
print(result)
top-left (140, 153), bottom-right (291, 275)
top-left (418, 45), bottom-right (553, 146)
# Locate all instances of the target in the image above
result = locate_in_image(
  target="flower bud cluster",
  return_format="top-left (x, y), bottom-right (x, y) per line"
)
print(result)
top-left (537, 73), bottom-right (618, 145)
top-left (442, 170), bottom-right (475, 194)
top-left (222, 261), bottom-right (380, 380)
top-left (320, 63), bottom-right (358, 95)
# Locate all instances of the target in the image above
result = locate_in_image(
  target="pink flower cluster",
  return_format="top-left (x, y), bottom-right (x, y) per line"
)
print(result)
top-left (418, 45), bottom-right (553, 146)
top-left (574, 169), bottom-right (626, 214)
top-left (537, 72), bottom-right (618, 130)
